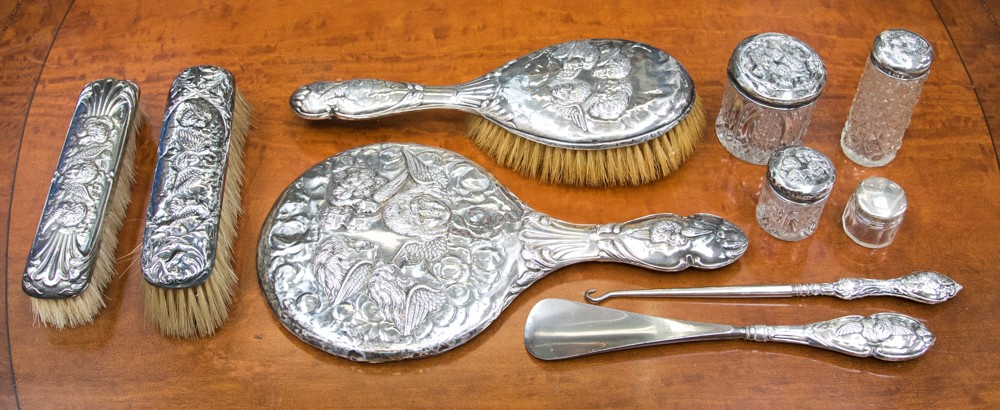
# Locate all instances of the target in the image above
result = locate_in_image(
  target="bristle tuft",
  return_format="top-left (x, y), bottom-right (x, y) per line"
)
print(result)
top-left (467, 95), bottom-right (705, 187)
top-left (144, 90), bottom-right (251, 338)
top-left (31, 110), bottom-right (142, 328)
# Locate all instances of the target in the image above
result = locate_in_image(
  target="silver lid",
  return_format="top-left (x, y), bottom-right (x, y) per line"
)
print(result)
top-left (728, 33), bottom-right (826, 108)
top-left (766, 146), bottom-right (836, 203)
top-left (854, 177), bottom-right (907, 221)
top-left (871, 29), bottom-right (933, 79)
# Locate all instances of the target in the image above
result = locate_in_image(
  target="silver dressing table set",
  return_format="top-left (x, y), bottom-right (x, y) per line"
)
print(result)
top-left (26, 29), bottom-right (957, 364)
top-left (260, 29), bottom-right (957, 363)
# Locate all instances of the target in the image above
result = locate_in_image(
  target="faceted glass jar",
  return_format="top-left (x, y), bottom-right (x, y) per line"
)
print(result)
top-left (717, 32), bottom-right (826, 165)
top-left (756, 182), bottom-right (830, 241)
top-left (842, 177), bottom-right (908, 248)
top-left (717, 83), bottom-right (817, 165)
top-left (755, 146), bottom-right (836, 241)
top-left (841, 29), bottom-right (933, 167)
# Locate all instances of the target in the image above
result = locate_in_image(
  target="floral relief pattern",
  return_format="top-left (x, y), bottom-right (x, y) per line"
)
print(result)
top-left (23, 80), bottom-right (139, 298)
top-left (738, 39), bottom-right (823, 96)
top-left (541, 41), bottom-right (636, 131)
top-left (260, 144), bottom-right (525, 361)
top-left (746, 313), bottom-right (935, 360)
top-left (821, 313), bottom-right (935, 360)
top-left (491, 39), bottom-right (695, 148)
top-left (141, 66), bottom-right (236, 288)
top-left (292, 39), bottom-right (695, 151)
top-left (826, 271), bottom-right (962, 304)
top-left (260, 144), bottom-right (747, 362)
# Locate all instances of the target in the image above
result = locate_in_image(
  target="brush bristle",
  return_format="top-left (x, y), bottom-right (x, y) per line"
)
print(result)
top-left (144, 90), bottom-right (251, 338)
top-left (467, 95), bottom-right (705, 187)
top-left (31, 110), bottom-right (143, 328)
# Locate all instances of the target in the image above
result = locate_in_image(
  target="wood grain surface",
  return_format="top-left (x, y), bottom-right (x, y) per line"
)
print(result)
top-left (2, 0), bottom-right (998, 407)
top-left (932, 0), bottom-right (1000, 165)
top-left (0, 1), bottom-right (74, 408)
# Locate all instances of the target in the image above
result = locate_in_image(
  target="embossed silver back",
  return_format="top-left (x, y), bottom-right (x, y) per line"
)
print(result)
top-left (290, 39), bottom-right (696, 150)
top-left (259, 143), bottom-right (748, 362)
top-left (141, 66), bottom-right (238, 288)
top-left (23, 79), bottom-right (140, 299)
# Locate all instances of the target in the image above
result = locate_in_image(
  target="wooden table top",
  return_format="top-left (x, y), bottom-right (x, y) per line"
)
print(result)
top-left (2, 0), bottom-right (999, 407)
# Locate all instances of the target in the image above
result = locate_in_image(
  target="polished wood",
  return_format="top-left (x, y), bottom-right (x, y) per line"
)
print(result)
top-left (2, 0), bottom-right (999, 407)
top-left (0, 1), bottom-right (74, 408)
top-left (932, 0), bottom-right (1000, 166)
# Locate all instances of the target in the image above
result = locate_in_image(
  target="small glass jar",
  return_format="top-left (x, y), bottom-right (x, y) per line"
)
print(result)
top-left (841, 29), bottom-right (933, 167)
top-left (756, 146), bottom-right (836, 241)
top-left (842, 177), bottom-right (907, 248)
top-left (717, 33), bottom-right (827, 165)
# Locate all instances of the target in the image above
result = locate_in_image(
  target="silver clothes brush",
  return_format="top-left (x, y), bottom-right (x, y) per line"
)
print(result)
top-left (23, 79), bottom-right (142, 328)
top-left (141, 65), bottom-right (251, 338)
top-left (584, 271), bottom-right (961, 304)
top-left (525, 299), bottom-right (934, 361)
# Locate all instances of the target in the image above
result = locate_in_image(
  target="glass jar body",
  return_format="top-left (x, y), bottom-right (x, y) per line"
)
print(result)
top-left (841, 58), bottom-right (928, 167)
top-left (756, 182), bottom-right (828, 241)
top-left (716, 82), bottom-right (816, 165)
top-left (841, 177), bottom-right (907, 248)
top-left (842, 199), bottom-right (903, 248)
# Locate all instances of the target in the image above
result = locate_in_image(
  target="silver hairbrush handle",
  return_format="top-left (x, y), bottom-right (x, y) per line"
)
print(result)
top-left (584, 270), bottom-right (961, 304)
top-left (525, 299), bottom-right (934, 361)
top-left (290, 78), bottom-right (497, 120)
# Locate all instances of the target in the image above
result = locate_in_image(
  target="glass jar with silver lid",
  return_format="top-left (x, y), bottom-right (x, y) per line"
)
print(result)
top-left (756, 146), bottom-right (836, 241)
top-left (717, 33), bottom-right (827, 165)
top-left (841, 29), bottom-right (933, 167)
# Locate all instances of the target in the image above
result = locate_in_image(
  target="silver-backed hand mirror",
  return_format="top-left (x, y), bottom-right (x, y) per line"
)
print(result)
top-left (258, 143), bottom-right (747, 362)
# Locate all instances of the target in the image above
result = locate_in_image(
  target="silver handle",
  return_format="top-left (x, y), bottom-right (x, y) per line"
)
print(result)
top-left (585, 270), bottom-right (960, 304)
top-left (821, 271), bottom-right (961, 304)
top-left (744, 312), bottom-right (935, 361)
top-left (585, 284), bottom-right (799, 303)
top-left (525, 299), bottom-right (934, 361)
top-left (289, 77), bottom-right (497, 120)
top-left (520, 213), bottom-right (749, 279)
